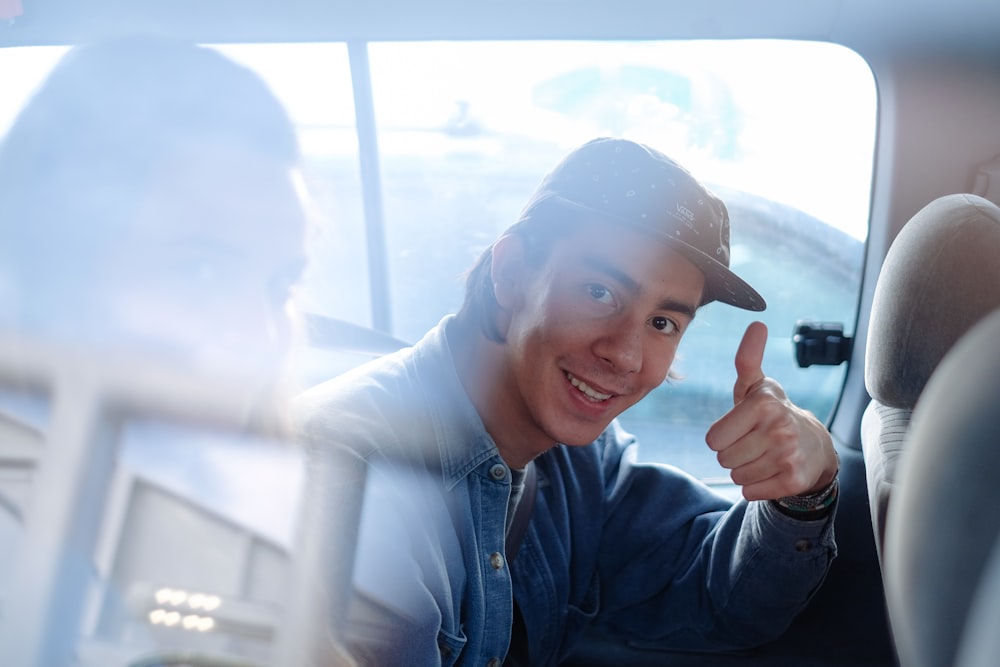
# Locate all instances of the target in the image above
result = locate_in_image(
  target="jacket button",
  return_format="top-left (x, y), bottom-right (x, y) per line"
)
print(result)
top-left (489, 463), bottom-right (508, 481)
top-left (795, 539), bottom-right (813, 552)
top-left (490, 551), bottom-right (504, 570)
top-left (487, 659), bottom-right (502, 667)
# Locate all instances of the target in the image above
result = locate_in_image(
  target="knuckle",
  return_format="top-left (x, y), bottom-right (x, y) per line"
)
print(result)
top-left (754, 396), bottom-right (786, 423)
top-left (730, 467), bottom-right (749, 485)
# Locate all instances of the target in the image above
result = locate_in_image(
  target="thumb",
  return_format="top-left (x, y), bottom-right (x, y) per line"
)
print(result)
top-left (733, 321), bottom-right (768, 403)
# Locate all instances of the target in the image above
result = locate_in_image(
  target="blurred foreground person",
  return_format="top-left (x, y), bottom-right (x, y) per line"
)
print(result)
top-left (0, 35), bottom-right (307, 382)
top-left (0, 36), bottom-right (345, 666)
top-left (296, 138), bottom-right (840, 666)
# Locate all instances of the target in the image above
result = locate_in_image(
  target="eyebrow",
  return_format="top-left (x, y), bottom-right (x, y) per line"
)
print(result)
top-left (582, 255), bottom-right (700, 319)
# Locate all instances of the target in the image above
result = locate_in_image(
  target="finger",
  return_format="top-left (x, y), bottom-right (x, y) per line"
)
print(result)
top-left (729, 457), bottom-right (780, 495)
top-left (716, 433), bottom-right (767, 470)
top-left (739, 472), bottom-right (785, 502)
top-left (733, 321), bottom-right (768, 404)
top-left (705, 402), bottom-right (756, 453)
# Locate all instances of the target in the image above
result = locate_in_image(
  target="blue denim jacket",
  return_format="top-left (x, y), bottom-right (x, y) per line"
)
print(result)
top-left (294, 316), bottom-right (837, 667)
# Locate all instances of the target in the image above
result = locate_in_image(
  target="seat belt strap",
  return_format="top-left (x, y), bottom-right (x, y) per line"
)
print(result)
top-left (505, 461), bottom-right (536, 563)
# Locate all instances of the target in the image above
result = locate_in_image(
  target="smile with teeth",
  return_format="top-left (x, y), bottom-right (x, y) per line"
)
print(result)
top-left (566, 372), bottom-right (613, 402)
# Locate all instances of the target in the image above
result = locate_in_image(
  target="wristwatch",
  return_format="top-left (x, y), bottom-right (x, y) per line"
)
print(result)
top-left (772, 475), bottom-right (839, 519)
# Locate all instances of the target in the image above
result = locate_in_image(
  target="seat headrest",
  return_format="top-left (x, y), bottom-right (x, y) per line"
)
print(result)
top-left (865, 193), bottom-right (1000, 408)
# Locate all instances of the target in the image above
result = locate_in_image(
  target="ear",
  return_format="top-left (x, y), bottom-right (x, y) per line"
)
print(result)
top-left (490, 234), bottom-right (527, 310)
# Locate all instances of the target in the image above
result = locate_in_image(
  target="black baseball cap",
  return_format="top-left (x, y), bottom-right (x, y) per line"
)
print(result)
top-left (518, 137), bottom-right (766, 311)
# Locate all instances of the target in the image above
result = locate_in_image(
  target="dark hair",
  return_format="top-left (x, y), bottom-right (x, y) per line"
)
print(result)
top-left (0, 35), bottom-right (300, 321)
top-left (456, 195), bottom-right (578, 343)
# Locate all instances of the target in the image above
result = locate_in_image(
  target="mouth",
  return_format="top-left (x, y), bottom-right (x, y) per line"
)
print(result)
top-left (565, 371), bottom-right (614, 403)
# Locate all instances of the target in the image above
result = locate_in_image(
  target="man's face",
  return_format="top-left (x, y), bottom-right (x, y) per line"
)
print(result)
top-left (93, 144), bottom-right (308, 378)
top-left (495, 221), bottom-right (706, 451)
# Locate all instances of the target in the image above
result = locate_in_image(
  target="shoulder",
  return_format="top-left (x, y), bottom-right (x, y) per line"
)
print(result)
top-left (291, 319), bottom-right (476, 464)
top-left (291, 347), bottom-right (429, 455)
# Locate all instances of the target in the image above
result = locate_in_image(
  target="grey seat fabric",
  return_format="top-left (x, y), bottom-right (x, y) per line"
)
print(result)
top-left (954, 534), bottom-right (1000, 667)
top-left (861, 193), bottom-right (1000, 563)
top-left (883, 308), bottom-right (1000, 667)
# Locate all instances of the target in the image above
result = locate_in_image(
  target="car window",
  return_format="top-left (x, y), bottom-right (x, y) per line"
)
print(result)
top-left (0, 39), bottom-right (875, 487)
top-left (0, 36), bottom-right (874, 662)
top-left (363, 39), bottom-right (875, 483)
top-left (211, 42), bottom-right (368, 330)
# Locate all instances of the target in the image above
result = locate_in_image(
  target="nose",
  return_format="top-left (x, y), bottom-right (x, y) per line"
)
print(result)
top-left (593, 324), bottom-right (643, 374)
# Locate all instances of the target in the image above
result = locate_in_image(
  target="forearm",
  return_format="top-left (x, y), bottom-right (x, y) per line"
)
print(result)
top-left (599, 497), bottom-right (836, 652)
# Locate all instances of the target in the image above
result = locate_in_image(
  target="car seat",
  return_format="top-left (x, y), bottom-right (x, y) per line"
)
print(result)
top-left (861, 193), bottom-right (1000, 564)
top-left (952, 522), bottom-right (1000, 667)
top-left (882, 307), bottom-right (1000, 667)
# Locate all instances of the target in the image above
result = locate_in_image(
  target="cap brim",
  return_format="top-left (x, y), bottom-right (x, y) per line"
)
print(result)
top-left (549, 195), bottom-right (766, 312)
top-left (671, 242), bottom-right (766, 312)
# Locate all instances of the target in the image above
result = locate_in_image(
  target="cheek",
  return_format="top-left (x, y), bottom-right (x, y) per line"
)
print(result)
top-left (642, 339), bottom-right (680, 385)
top-left (104, 282), bottom-right (214, 344)
top-left (504, 288), bottom-right (560, 349)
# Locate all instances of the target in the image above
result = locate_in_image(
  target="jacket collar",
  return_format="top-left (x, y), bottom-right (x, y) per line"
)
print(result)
top-left (410, 315), bottom-right (502, 490)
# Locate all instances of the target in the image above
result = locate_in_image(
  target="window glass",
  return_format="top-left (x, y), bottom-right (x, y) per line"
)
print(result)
top-left (0, 36), bottom-right (875, 663)
top-left (0, 39), bottom-right (875, 488)
top-left (368, 40), bottom-right (875, 481)
top-left (212, 43), bottom-right (367, 331)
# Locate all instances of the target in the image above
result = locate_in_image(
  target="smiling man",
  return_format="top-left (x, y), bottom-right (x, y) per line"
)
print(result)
top-left (295, 137), bottom-right (839, 667)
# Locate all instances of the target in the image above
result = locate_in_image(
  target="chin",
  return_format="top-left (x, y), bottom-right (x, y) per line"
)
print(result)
top-left (550, 421), bottom-right (614, 447)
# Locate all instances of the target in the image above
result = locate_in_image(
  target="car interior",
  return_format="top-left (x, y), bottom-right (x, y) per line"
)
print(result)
top-left (1, 1), bottom-right (1000, 666)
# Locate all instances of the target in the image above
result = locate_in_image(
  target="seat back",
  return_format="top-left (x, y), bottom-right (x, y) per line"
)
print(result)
top-left (883, 308), bottom-right (1000, 667)
top-left (861, 193), bottom-right (1000, 562)
top-left (954, 533), bottom-right (1000, 667)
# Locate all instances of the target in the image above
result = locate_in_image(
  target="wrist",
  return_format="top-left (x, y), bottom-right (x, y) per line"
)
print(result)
top-left (771, 475), bottom-right (839, 519)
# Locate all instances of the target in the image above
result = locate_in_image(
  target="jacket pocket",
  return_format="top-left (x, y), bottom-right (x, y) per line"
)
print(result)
top-left (437, 626), bottom-right (468, 667)
top-left (565, 571), bottom-right (601, 641)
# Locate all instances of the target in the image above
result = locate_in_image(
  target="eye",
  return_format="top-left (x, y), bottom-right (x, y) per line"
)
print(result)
top-left (650, 315), bottom-right (678, 335)
top-left (586, 283), bottom-right (614, 305)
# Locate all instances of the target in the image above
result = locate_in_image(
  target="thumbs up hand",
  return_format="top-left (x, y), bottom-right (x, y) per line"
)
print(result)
top-left (705, 322), bottom-right (839, 502)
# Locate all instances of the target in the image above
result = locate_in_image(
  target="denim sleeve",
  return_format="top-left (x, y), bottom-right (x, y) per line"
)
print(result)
top-left (594, 430), bottom-right (837, 651)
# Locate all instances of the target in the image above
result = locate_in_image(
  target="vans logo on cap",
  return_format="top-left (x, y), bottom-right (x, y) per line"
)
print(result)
top-left (676, 203), bottom-right (695, 222)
